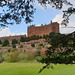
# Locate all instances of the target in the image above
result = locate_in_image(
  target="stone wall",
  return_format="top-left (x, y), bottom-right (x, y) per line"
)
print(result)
top-left (0, 35), bottom-right (26, 43)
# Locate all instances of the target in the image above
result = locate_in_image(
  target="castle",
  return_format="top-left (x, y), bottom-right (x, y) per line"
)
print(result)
top-left (27, 22), bottom-right (59, 37)
top-left (0, 22), bottom-right (59, 42)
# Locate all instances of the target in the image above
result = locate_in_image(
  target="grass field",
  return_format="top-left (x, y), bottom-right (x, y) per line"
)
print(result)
top-left (0, 63), bottom-right (75, 75)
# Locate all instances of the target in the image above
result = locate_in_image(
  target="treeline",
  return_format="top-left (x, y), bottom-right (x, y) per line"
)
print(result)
top-left (0, 34), bottom-right (49, 47)
top-left (20, 34), bottom-right (49, 42)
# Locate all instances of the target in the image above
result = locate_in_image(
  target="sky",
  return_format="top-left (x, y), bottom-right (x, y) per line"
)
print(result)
top-left (0, 0), bottom-right (75, 37)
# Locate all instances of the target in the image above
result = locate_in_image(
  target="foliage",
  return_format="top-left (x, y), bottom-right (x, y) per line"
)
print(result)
top-left (7, 49), bottom-right (19, 62)
top-left (20, 45), bottom-right (23, 48)
top-left (8, 49), bottom-right (11, 52)
top-left (12, 44), bottom-right (16, 48)
top-left (20, 37), bottom-right (25, 42)
top-left (36, 50), bottom-right (41, 56)
top-left (12, 39), bottom-right (18, 45)
top-left (2, 39), bottom-right (9, 46)
top-left (43, 34), bottom-right (45, 39)
top-left (31, 43), bottom-right (35, 47)
top-left (40, 36), bottom-right (42, 39)
top-left (0, 40), bottom-right (2, 44)
top-left (37, 46), bottom-right (42, 50)
top-left (26, 50), bottom-right (37, 60)
top-left (0, 0), bottom-right (74, 27)
top-left (38, 43), bottom-right (43, 46)
top-left (38, 32), bottom-right (75, 73)
top-left (0, 0), bottom-right (35, 27)
top-left (0, 53), bottom-right (3, 63)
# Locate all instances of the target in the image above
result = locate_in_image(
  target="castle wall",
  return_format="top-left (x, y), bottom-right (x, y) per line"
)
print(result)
top-left (27, 22), bottom-right (59, 37)
top-left (0, 35), bottom-right (26, 43)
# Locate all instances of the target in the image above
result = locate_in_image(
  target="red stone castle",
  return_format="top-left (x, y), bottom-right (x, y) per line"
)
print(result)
top-left (0, 22), bottom-right (59, 42)
top-left (27, 22), bottom-right (59, 37)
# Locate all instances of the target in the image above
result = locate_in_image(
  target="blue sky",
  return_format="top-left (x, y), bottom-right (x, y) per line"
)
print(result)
top-left (0, 0), bottom-right (75, 37)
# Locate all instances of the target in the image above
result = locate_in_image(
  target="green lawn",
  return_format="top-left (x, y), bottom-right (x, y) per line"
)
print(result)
top-left (0, 63), bottom-right (75, 75)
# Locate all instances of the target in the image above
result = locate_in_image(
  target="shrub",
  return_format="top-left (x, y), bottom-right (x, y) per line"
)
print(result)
top-left (26, 50), bottom-right (37, 60)
top-left (2, 39), bottom-right (9, 46)
top-left (20, 37), bottom-right (25, 42)
top-left (7, 49), bottom-right (19, 62)
top-left (38, 43), bottom-right (43, 46)
top-left (13, 45), bottom-right (16, 48)
top-left (0, 40), bottom-right (2, 44)
top-left (0, 53), bottom-right (4, 63)
top-left (36, 50), bottom-right (41, 56)
top-left (31, 43), bottom-right (35, 47)
top-left (12, 39), bottom-right (18, 45)
top-left (20, 45), bottom-right (23, 48)
top-left (37, 46), bottom-right (42, 50)
top-left (8, 49), bottom-right (11, 52)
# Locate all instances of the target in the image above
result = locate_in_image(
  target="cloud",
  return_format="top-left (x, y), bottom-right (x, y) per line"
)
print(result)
top-left (52, 14), bottom-right (75, 34)
top-left (37, 24), bottom-right (41, 26)
top-left (0, 28), bottom-right (26, 37)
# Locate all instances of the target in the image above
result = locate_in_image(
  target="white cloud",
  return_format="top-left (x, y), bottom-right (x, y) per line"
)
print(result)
top-left (0, 28), bottom-right (26, 37)
top-left (37, 24), bottom-right (41, 26)
top-left (52, 14), bottom-right (75, 34)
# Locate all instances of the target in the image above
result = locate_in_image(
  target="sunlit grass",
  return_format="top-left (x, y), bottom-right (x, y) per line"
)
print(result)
top-left (0, 63), bottom-right (75, 75)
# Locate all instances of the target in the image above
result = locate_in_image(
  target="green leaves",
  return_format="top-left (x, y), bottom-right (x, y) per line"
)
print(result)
top-left (39, 32), bottom-right (75, 73)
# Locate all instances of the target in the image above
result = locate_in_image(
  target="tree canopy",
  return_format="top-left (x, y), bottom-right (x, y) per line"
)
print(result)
top-left (38, 32), bottom-right (75, 73)
top-left (0, 0), bottom-right (75, 27)
top-left (2, 39), bottom-right (9, 46)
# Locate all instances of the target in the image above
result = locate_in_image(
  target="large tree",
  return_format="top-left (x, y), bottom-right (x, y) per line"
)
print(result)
top-left (38, 32), bottom-right (75, 73)
top-left (0, 0), bottom-right (75, 27)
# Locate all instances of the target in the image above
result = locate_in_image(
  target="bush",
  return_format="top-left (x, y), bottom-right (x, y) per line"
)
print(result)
top-left (37, 46), bottom-right (42, 50)
top-left (7, 49), bottom-right (19, 62)
top-left (26, 50), bottom-right (36, 60)
top-left (2, 39), bottom-right (9, 46)
top-left (31, 43), bottom-right (35, 47)
top-left (20, 45), bottom-right (23, 48)
top-left (13, 45), bottom-right (16, 48)
top-left (0, 40), bottom-right (2, 44)
top-left (38, 43), bottom-right (43, 46)
top-left (8, 49), bottom-right (11, 52)
top-left (12, 39), bottom-right (18, 45)
top-left (0, 57), bottom-right (3, 63)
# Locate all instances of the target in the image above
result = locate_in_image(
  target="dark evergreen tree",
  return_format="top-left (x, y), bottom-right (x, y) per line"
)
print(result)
top-left (12, 39), bottom-right (18, 45)
top-left (2, 39), bottom-right (9, 46)
top-left (20, 37), bottom-right (25, 42)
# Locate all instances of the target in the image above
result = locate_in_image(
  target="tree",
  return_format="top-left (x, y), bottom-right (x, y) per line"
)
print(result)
top-left (39, 36), bottom-right (42, 39)
top-left (36, 35), bottom-right (40, 40)
top-left (12, 44), bottom-right (16, 48)
top-left (43, 34), bottom-right (45, 39)
top-left (12, 39), bottom-right (18, 45)
top-left (38, 32), bottom-right (75, 73)
top-left (0, 40), bottom-right (2, 44)
top-left (31, 43), bottom-right (35, 47)
top-left (2, 39), bottom-right (9, 46)
top-left (0, 0), bottom-right (75, 27)
top-left (20, 37), bottom-right (25, 42)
